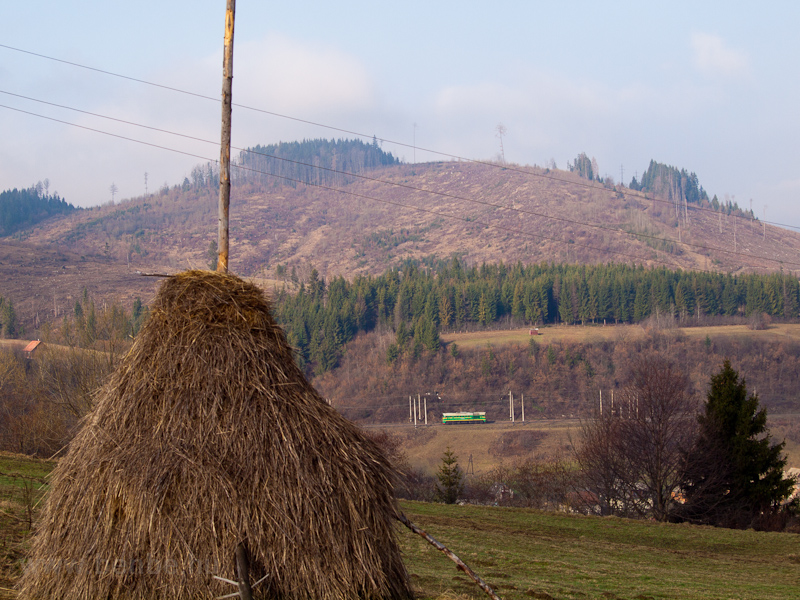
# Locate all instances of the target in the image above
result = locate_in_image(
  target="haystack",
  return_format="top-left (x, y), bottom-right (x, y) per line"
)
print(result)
top-left (19, 270), bottom-right (412, 600)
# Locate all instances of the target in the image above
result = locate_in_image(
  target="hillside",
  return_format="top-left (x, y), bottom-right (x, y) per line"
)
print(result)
top-left (4, 155), bottom-right (800, 331)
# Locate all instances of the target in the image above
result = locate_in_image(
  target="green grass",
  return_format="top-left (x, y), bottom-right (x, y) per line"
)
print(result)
top-left (1, 456), bottom-right (798, 600)
top-left (398, 501), bottom-right (800, 600)
top-left (0, 453), bottom-right (54, 596)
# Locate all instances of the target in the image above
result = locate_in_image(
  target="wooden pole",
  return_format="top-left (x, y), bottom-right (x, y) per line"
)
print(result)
top-left (521, 393), bottom-right (524, 422)
top-left (217, 0), bottom-right (236, 273)
top-left (235, 541), bottom-right (253, 600)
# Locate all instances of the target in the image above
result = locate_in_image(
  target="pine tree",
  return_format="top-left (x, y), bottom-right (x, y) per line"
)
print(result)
top-left (436, 446), bottom-right (464, 504)
top-left (680, 361), bottom-right (795, 528)
top-left (0, 298), bottom-right (18, 338)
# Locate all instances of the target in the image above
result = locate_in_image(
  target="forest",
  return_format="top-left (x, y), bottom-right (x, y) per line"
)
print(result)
top-left (271, 257), bottom-right (800, 376)
top-left (235, 137), bottom-right (399, 189)
top-left (0, 184), bottom-right (75, 236)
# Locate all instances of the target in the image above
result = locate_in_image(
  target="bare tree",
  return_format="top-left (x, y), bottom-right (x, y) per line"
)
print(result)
top-left (576, 355), bottom-right (696, 520)
top-left (575, 407), bottom-right (627, 515)
top-left (617, 356), bottom-right (696, 520)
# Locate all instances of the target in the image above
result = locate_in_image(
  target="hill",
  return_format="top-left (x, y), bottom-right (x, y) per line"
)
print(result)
top-left (4, 146), bottom-right (800, 331)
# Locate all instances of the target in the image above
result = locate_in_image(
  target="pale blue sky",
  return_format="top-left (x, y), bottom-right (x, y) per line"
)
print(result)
top-left (1, 1), bottom-right (799, 228)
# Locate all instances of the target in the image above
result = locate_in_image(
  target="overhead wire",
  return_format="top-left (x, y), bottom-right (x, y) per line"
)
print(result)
top-left (2, 42), bottom-right (799, 233)
top-left (2, 89), bottom-right (797, 270)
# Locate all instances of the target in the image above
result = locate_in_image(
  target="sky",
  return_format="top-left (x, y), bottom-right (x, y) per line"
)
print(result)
top-left (2, 1), bottom-right (800, 229)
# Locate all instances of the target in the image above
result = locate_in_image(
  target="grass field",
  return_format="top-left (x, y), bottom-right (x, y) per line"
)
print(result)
top-left (398, 501), bottom-right (800, 600)
top-left (376, 415), bottom-right (799, 477)
top-left (0, 453), bottom-right (54, 599)
top-left (388, 421), bottom-right (578, 475)
top-left (440, 322), bottom-right (800, 350)
top-left (1, 454), bottom-right (798, 600)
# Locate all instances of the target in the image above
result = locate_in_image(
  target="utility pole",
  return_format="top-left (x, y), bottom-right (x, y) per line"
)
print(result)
top-left (496, 124), bottom-right (507, 164)
top-left (217, 0), bottom-right (236, 273)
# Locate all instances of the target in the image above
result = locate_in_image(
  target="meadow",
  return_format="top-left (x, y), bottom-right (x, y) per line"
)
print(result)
top-left (440, 322), bottom-right (800, 350)
top-left (1, 453), bottom-right (797, 600)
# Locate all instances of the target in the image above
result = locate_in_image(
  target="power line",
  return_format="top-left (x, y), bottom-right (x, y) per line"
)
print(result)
top-left (3, 101), bottom-right (800, 271)
top-left (2, 89), bottom-right (797, 270)
top-left (2, 42), bottom-right (798, 233)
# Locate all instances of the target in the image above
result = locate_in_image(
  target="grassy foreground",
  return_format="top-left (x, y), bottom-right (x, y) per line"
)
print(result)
top-left (0, 453), bottom-right (53, 599)
top-left (398, 501), bottom-right (800, 600)
top-left (1, 454), bottom-right (798, 600)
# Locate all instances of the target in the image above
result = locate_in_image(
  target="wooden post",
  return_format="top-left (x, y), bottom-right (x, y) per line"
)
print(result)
top-left (521, 393), bottom-right (524, 422)
top-left (235, 541), bottom-right (253, 600)
top-left (424, 396), bottom-right (428, 425)
top-left (217, 0), bottom-right (236, 273)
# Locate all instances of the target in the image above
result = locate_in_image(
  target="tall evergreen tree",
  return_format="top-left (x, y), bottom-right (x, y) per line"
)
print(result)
top-left (679, 361), bottom-right (795, 528)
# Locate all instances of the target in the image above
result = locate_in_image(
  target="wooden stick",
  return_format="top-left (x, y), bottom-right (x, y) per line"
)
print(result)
top-left (396, 511), bottom-right (502, 600)
top-left (235, 541), bottom-right (253, 600)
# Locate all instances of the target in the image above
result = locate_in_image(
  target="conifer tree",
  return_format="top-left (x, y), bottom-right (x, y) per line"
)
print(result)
top-left (436, 446), bottom-right (464, 504)
top-left (680, 361), bottom-right (794, 528)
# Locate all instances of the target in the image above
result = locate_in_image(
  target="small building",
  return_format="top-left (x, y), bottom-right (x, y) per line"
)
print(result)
top-left (786, 468), bottom-right (800, 502)
top-left (23, 340), bottom-right (43, 359)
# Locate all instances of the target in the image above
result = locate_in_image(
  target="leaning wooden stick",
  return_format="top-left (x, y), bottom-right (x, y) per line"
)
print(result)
top-left (396, 512), bottom-right (502, 600)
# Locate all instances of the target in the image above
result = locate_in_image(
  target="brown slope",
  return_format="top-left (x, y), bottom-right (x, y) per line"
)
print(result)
top-left (5, 161), bottom-right (800, 331)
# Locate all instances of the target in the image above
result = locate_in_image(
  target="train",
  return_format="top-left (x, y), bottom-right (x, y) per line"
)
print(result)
top-left (441, 412), bottom-right (487, 425)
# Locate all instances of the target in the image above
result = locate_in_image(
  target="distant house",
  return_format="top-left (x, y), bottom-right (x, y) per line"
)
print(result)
top-left (23, 340), bottom-right (43, 359)
top-left (786, 468), bottom-right (800, 502)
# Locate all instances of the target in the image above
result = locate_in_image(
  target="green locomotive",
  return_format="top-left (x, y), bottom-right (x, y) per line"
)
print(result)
top-left (441, 412), bottom-right (487, 424)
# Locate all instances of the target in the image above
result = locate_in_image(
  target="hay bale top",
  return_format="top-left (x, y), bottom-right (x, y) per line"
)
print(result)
top-left (20, 270), bottom-right (411, 600)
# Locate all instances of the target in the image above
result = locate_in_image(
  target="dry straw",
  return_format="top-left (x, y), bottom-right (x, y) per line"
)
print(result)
top-left (19, 270), bottom-right (412, 600)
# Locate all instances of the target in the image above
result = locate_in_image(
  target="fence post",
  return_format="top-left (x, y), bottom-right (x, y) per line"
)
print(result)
top-left (235, 542), bottom-right (253, 600)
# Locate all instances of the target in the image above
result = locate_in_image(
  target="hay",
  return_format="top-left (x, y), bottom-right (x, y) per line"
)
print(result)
top-left (19, 270), bottom-right (412, 600)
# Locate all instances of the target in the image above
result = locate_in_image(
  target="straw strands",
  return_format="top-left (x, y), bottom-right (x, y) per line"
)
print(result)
top-left (18, 270), bottom-right (412, 600)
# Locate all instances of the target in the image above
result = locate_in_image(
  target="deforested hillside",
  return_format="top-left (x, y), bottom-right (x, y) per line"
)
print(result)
top-left (4, 140), bottom-right (800, 332)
